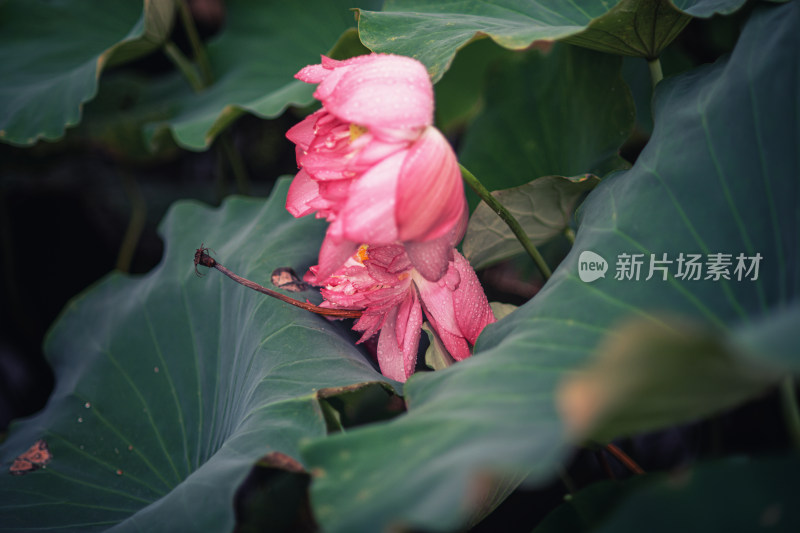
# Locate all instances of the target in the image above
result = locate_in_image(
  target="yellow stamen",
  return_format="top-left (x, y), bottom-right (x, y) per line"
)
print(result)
top-left (356, 244), bottom-right (370, 263)
top-left (349, 124), bottom-right (368, 142)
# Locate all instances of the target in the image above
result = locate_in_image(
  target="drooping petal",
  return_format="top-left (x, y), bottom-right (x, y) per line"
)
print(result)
top-left (377, 291), bottom-right (422, 382)
top-left (404, 238), bottom-right (453, 283)
top-left (451, 251), bottom-right (496, 345)
top-left (286, 169), bottom-right (320, 218)
top-left (396, 127), bottom-right (466, 243)
top-left (424, 311), bottom-right (472, 362)
top-left (321, 54), bottom-right (433, 134)
top-left (365, 244), bottom-right (409, 273)
top-left (414, 265), bottom-right (461, 339)
top-left (339, 150), bottom-right (405, 244)
top-left (352, 312), bottom-right (383, 342)
top-left (395, 284), bottom-right (416, 347)
top-left (316, 233), bottom-right (359, 281)
top-left (404, 206), bottom-right (467, 281)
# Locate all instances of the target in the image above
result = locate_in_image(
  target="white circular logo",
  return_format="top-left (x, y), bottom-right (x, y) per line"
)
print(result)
top-left (578, 251), bottom-right (608, 282)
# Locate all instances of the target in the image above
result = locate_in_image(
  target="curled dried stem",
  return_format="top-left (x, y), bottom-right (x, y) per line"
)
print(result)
top-left (193, 246), bottom-right (362, 319)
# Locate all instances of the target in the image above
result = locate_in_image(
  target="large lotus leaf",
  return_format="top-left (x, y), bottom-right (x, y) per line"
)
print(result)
top-left (534, 455), bottom-right (800, 533)
top-left (143, 0), bottom-right (377, 151)
top-left (356, 0), bottom-right (748, 82)
top-left (301, 3), bottom-right (799, 532)
top-left (357, 0), bottom-right (624, 82)
top-left (0, 0), bottom-right (173, 146)
top-left (0, 179), bottom-right (392, 532)
top-left (458, 44), bottom-right (634, 202)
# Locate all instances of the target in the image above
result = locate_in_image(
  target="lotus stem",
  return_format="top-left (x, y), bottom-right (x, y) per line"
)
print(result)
top-left (648, 57), bottom-right (664, 88)
top-left (459, 164), bottom-right (552, 279)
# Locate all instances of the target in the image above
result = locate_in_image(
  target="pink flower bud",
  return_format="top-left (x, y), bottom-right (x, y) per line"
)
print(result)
top-left (286, 54), bottom-right (467, 282)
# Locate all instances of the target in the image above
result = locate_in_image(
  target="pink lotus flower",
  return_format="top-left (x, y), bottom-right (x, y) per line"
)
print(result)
top-left (305, 244), bottom-right (495, 382)
top-left (286, 54), bottom-right (467, 282)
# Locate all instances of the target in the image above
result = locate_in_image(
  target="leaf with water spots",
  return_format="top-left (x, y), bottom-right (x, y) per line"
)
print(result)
top-left (0, 179), bottom-right (394, 532)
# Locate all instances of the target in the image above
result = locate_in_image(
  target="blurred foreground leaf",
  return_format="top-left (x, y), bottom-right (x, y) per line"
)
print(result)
top-left (558, 314), bottom-right (789, 443)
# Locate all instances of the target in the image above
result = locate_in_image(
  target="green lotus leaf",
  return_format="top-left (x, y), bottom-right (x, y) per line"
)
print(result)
top-left (0, 0), bottom-right (173, 146)
top-left (0, 179), bottom-right (393, 532)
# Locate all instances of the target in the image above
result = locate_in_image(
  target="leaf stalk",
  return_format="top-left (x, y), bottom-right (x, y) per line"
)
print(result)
top-left (648, 57), bottom-right (664, 88)
top-left (164, 42), bottom-right (204, 92)
top-left (176, 0), bottom-right (214, 86)
top-left (459, 164), bottom-right (552, 279)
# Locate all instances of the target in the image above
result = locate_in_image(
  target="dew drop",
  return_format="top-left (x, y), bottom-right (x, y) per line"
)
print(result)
top-left (153, 366), bottom-right (159, 373)
top-left (114, 448), bottom-right (120, 454)
top-left (77, 417), bottom-right (84, 423)
top-left (128, 445), bottom-right (133, 451)
top-left (116, 469), bottom-right (123, 476)
top-left (80, 445), bottom-right (84, 450)
top-left (84, 402), bottom-right (91, 409)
